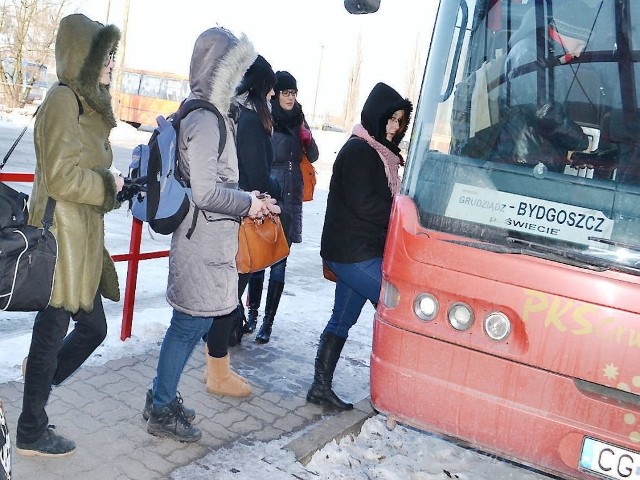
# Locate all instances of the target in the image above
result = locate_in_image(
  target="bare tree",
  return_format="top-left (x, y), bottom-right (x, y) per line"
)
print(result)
top-left (404, 34), bottom-right (423, 106)
top-left (0, 0), bottom-right (67, 108)
top-left (342, 33), bottom-right (363, 131)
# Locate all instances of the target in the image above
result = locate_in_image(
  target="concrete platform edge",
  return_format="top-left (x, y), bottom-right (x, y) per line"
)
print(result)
top-left (283, 397), bottom-right (376, 466)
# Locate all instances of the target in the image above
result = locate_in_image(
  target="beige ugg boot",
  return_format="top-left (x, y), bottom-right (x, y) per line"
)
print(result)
top-left (206, 354), bottom-right (252, 397)
top-left (204, 345), bottom-right (249, 385)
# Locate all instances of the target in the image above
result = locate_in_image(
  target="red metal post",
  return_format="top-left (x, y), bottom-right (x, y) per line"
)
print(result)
top-left (116, 219), bottom-right (170, 340)
top-left (0, 172), bottom-right (34, 182)
top-left (119, 218), bottom-right (143, 340)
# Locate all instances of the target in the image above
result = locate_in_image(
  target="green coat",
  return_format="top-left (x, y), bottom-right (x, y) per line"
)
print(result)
top-left (28, 14), bottom-right (121, 313)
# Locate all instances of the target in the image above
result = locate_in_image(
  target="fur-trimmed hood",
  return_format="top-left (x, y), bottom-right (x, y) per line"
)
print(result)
top-left (189, 28), bottom-right (257, 114)
top-left (55, 14), bottom-right (120, 128)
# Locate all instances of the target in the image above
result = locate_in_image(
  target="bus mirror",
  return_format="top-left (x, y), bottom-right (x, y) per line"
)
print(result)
top-left (344, 0), bottom-right (380, 14)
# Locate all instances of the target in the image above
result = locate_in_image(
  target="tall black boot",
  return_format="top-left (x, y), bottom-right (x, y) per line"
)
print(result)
top-left (255, 280), bottom-right (284, 344)
top-left (306, 332), bottom-right (353, 410)
top-left (244, 271), bottom-right (264, 334)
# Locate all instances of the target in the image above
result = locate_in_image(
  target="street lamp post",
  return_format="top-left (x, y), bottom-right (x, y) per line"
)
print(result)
top-left (311, 44), bottom-right (324, 127)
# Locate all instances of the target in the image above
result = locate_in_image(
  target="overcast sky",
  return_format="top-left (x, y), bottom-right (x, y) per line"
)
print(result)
top-left (71, 0), bottom-right (436, 120)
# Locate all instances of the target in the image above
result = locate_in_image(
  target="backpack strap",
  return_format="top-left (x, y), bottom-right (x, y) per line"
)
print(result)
top-left (174, 99), bottom-right (228, 239)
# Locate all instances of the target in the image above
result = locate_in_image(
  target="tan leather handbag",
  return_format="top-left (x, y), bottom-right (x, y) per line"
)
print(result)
top-left (236, 214), bottom-right (290, 274)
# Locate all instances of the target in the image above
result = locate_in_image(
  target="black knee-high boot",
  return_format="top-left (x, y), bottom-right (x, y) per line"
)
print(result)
top-left (306, 332), bottom-right (353, 410)
top-left (255, 280), bottom-right (284, 344)
top-left (244, 271), bottom-right (264, 334)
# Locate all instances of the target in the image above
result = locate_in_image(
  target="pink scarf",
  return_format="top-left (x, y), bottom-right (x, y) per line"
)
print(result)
top-left (352, 124), bottom-right (402, 196)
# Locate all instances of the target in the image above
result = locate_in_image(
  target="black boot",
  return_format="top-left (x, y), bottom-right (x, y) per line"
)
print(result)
top-left (244, 272), bottom-right (264, 334)
top-left (255, 280), bottom-right (284, 344)
top-left (306, 332), bottom-right (353, 410)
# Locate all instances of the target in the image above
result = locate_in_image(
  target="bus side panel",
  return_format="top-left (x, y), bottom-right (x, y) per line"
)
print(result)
top-left (119, 92), bottom-right (179, 127)
top-left (372, 195), bottom-right (640, 479)
top-left (371, 318), bottom-right (639, 480)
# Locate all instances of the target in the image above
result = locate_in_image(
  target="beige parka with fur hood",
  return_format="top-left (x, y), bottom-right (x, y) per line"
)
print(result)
top-left (28, 14), bottom-right (121, 313)
top-left (166, 28), bottom-right (257, 317)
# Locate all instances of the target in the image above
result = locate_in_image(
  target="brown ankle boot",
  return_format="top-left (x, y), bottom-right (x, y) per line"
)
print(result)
top-left (204, 345), bottom-right (248, 385)
top-left (206, 354), bottom-right (251, 397)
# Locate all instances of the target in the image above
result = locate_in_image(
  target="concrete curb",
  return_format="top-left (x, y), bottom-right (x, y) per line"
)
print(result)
top-left (284, 397), bottom-right (376, 466)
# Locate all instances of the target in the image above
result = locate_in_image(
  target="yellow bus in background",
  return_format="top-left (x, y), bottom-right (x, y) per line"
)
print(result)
top-left (117, 68), bottom-right (189, 129)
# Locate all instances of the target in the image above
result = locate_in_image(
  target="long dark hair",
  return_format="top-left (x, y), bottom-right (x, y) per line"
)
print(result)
top-left (245, 77), bottom-right (274, 134)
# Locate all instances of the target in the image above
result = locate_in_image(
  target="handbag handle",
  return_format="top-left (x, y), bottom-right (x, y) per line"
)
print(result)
top-left (249, 215), bottom-right (281, 244)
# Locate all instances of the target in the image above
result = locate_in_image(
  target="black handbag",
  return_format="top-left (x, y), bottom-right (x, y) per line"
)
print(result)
top-left (0, 118), bottom-right (58, 312)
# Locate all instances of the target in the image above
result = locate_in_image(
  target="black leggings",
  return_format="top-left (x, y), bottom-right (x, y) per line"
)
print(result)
top-left (206, 310), bottom-right (237, 358)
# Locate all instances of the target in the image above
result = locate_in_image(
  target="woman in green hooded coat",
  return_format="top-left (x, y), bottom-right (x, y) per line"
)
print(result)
top-left (16, 13), bottom-right (123, 458)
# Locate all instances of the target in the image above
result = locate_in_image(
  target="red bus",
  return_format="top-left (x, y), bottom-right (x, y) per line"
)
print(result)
top-left (117, 68), bottom-right (189, 128)
top-left (346, 1), bottom-right (640, 479)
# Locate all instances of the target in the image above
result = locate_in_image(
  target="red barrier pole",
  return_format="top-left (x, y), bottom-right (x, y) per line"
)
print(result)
top-left (0, 172), bottom-right (34, 182)
top-left (117, 218), bottom-right (169, 340)
top-left (119, 218), bottom-right (143, 340)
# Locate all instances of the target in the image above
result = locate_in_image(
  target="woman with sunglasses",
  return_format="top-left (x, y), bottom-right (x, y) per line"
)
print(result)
top-left (244, 71), bottom-right (319, 344)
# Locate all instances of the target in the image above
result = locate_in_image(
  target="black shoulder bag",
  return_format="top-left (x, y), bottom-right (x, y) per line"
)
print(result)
top-left (0, 120), bottom-right (57, 311)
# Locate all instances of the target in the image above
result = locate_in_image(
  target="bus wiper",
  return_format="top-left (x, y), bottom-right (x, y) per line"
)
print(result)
top-left (587, 237), bottom-right (640, 253)
top-left (442, 239), bottom-right (520, 254)
top-left (507, 236), bottom-right (640, 275)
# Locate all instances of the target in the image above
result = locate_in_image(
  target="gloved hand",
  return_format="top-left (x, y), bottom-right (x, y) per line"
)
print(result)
top-left (263, 196), bottom-right (281, 215)
top-left (299, 126), bottom-right (312, 147)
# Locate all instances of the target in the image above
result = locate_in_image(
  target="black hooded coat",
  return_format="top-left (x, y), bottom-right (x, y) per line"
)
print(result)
top-left (320, 83), bottom-right (412, 263)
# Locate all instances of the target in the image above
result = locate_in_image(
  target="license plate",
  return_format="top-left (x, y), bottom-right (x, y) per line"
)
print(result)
top-left (579, 437), bottom-right (640, 479)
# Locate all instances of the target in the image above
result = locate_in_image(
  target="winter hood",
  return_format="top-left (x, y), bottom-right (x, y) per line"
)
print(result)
top-left (189, 27), bottom-right (257, 114)
top-left (361, 82), bottom-right (412, 148)
top-left (55, 14), bottom-right (120, 127)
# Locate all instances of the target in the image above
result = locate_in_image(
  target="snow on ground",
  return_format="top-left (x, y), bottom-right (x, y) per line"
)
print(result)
top-left (0, 114), bottom-right (555, 479)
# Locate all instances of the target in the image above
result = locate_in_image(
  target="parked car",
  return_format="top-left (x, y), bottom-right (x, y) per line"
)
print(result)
top-left (321, 123), bottom-right (345, 133)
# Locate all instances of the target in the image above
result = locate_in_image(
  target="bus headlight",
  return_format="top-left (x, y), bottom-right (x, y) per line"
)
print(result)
top-left (414, 294), bottom-right (438, 321)
top-left (448, 303), bottom-right (474, 330)
top-left (484, 312), bottom-right (511, 341)
top-left (380, 279), bottom-right (399, 309)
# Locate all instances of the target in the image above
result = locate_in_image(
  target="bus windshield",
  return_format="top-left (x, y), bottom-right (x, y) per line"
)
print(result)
top-left (404, 0), bottom-right (640, 274)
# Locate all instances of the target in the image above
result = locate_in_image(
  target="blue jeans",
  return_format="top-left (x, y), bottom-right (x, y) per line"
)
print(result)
top-left (152, 309), bottom-right (212, 410)
top-left (324, 258), bottom-right (382, 339)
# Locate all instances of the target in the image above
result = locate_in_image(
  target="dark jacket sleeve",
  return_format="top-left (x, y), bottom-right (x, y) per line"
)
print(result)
top-left (237, 109), bottom-right (282, 199)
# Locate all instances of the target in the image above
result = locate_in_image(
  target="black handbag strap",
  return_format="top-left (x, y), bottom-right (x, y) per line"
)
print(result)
top-left (41, 197), bottom-right (56, 232)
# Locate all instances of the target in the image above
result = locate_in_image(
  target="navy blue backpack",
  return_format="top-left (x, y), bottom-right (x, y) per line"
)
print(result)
top-left (127, 99), bottom-right (226, 237)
